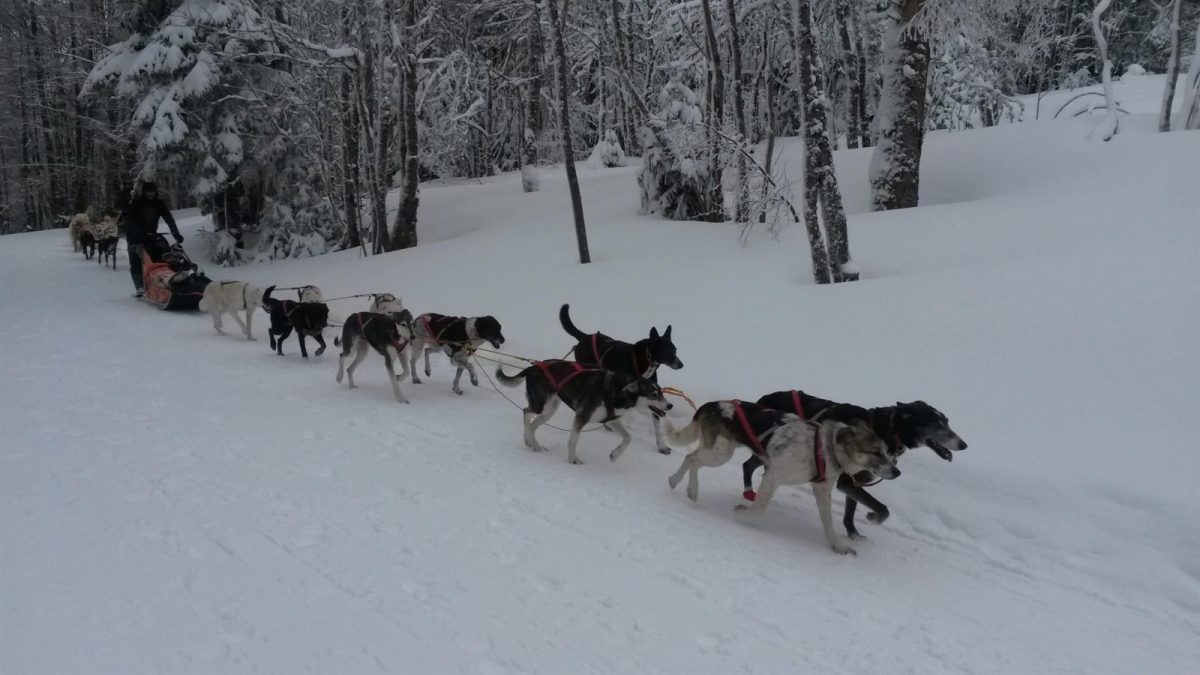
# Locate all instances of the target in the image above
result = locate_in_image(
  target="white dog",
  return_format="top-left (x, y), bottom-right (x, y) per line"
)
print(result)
top-left (199, 281), bottom-right (263, 340)
top-left (665, 401), bottom-right (899, 555)
top-left (368, 292), bottom-right (404, 315)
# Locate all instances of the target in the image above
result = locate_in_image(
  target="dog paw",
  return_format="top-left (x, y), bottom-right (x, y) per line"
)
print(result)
top-left (734, 504), bottom-right (750, 512)
top-left (424, 368), bottom-right (431, 377)
top-left (453, 388), bottom-right (464, 396)
top-left (569, 457), bottom-right (584, 465)
top-left (866, 508), bottom-right (890, 525)
top-left (657, 446), bottom-right (672, 455)
top-left (831, 541), bottom-right (858, 556)
top-left (847, 532), bottom-right (867, 542)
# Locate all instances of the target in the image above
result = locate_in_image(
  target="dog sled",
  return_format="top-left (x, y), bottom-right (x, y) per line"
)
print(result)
top-left (141, 234), bottom-right (211, 310)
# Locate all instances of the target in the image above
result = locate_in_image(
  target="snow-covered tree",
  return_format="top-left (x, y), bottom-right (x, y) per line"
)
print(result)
top-left (587, 129), bottom-right (626, 168)
top-left (637, 82), bottom-right (719, 220)
top-left (81, 0), bottom-right (274, 202)
top-left (1173, 19), bottom-right (1200, 131)
top-left (1090, 0), bottom-right (1119, 141)
top-left (869, 0), bottom-right (931, 211)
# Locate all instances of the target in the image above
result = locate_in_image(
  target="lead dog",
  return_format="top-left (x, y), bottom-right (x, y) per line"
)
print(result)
top-left (665, 400), bottom-right (897, 554)
top-left (199, 280), bottom-right (263, 340)
top-left (559, 304), bottom-right (682, 454)
top-left (495, 360), bottom-right (669, 465)
top-left (736, 418), bottom-right (899, 555)
top-left (409, 313), bottom-right (505, 395)
top-left (749, 391), bottom-right (968, 538)
top-left (335, 310), bottom-right (416, 403)
top-left (261, 285), bottom-right (329, 358)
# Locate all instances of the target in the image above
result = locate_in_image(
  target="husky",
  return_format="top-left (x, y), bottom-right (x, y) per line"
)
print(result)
top-left (94, 215), bottom-right (120, 270)
top-left (665, 400), bottom-right (898, 554)
top-left (335, 310), bottom-right (416, 404)
top-left (96, 235), bottom-right (119, 268)
top-left (79, 229), bottom-right (97, 260)
top-left (261, 285), bottom-right (329, 358)
top-left (199, 280), bottom-right (263, 340)
top-left (409, 313), bottom-right (505, 395)
top-left (368, 293), bottom-right (404, 316)
top-left (749, 390), bottom-right (968, 538)
top-left (66, 212), bottom-right (91, 252)
top-left (495, 360), bottom-right (670, 465)
top-left (558, 304), bottom-right (683, 454)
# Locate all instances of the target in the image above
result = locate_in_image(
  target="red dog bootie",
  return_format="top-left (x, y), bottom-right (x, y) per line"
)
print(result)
top-left (742, 490), bottom-right (757, 502)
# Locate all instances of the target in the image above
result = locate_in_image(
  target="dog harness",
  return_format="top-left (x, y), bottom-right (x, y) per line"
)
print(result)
top-left (790, 390), bottom-right (805, 418)
top-left (421, 314), bottom-right (468, 347)
top-left (535, 361), bottom-right (589, 391)
top-left (735, 400), bottom-right (827, 491)
top-left (355, 312), bottom-right (409, 352)
top-left (589, 333), bottom-right (655, 378)
top-left (731, 400), bottom-right (769, 457)
top-left (810, 422), bottom-right (827, 483)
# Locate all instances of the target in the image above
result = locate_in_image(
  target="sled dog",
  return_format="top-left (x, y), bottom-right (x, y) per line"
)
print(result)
top-left (495, 359), bottom-right (670, 465)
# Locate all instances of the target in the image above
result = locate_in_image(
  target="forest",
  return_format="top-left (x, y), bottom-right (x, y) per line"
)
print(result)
top-left (1, 0), bottom-right (1197, 280)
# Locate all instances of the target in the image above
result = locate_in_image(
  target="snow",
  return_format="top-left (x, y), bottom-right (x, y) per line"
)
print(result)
top-left (3, 80), bottom-right (1200, 672)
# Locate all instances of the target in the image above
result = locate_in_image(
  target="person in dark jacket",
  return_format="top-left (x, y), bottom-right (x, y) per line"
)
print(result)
top-left (122, 181), bottom-right (183, 296)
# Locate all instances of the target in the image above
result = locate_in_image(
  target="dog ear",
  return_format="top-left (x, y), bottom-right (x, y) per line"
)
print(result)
top-left (650, 326), bottom-right (660, 339)
top-left (664, 325), bottom-right (672, 339)
top-left (623, 382), bottom-right (640, 394)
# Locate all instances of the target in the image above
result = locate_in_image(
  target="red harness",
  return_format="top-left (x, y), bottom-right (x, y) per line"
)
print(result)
top-left (810, 423), bottom-right (827, 483)
top-left (791, 390), bottom-right (805, 418)
top-left (536, 361), bottom-right (588, 391)
top-left (735, 399), bottom-right (827, 486)
top-left (731, 400), bottom-right (768, 457)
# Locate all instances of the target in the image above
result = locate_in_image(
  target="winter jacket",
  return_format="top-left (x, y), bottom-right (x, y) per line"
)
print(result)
top-left (122, 196), bottom-right (181, 244)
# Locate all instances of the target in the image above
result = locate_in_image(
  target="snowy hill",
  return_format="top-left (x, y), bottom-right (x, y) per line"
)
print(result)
top-left (3, 88), bottom-right (1198, 672)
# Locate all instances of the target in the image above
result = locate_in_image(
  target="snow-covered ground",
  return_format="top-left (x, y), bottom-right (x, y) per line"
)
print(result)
top-left (2, 81), bottom-right (1198, 672)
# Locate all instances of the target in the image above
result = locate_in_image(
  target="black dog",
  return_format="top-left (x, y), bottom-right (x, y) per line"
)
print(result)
top-left (97, 237), bottom-right (119, 269)
top-left (747, 390), bottom-right (968, 539)
top-left (261, 285), bottom-right (329, 358)
top-left (495, 359), bottom-right (669, 465)
top-left (559, 303), bottom-right (682, 453)
top-left (335, 310), bottom-right (415, 403)
top-left (79, 230), bottom-right (96, 260)
top-left (409, 312), bottom-right (505, 395)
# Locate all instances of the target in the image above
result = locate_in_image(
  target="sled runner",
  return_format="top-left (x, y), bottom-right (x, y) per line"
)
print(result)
top-left (140, 234), bottom-right (211, 310)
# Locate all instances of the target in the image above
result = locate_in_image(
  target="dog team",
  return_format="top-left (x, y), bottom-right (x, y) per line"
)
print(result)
top-left (195, 278), bottom-right (969, 556)
top-left (66, 209), bottom-right (121, 269)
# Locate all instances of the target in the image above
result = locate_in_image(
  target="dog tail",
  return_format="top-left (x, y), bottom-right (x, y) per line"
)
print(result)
top-left (662, 415), bottom-right (700, 446)
top-left (559, 304), bottom-right (589, 341)
top-left (494, 364), bottom-right (528, 387)
top-left (261, 285), bottom-right (278, 311)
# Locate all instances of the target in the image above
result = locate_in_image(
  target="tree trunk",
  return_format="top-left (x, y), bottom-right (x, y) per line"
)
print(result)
top-left (855, 0), bottom-right (873, 147)
top-left (546, 0), bottom-right (590, 264)
top-left (1090, 0), bottom-right (1118, 141)
top-left (759, 24), bottom-right (775, 225)
top-left (700, 0), bottom-right (725, 222)
top-left (836, 0), bottom-right (861, 149)
top-left (791, 0), bottom-right (832, 284)
top-left (523, 5), bottom-right (545, 191)
top-left (338, 30), bottom-right (362, 250)
top-left (1175, 20), bottom-right (1200, 130)
top-left (869, 0), bottom-right (930, 211)
top-left (1158, 0), bottom-right (1184, 132)
top-left (724, 0), bottom-right (750, 222)
top-left (391, 0), bottom-right (420, 250)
